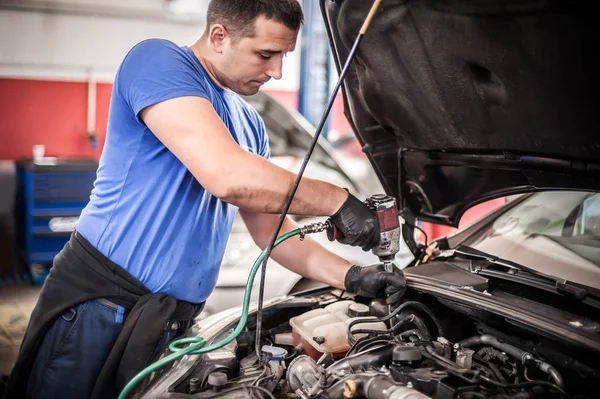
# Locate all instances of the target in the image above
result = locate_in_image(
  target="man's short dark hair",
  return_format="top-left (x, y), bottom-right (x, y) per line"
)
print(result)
top-left (205, 0), bottom-right (304, 38)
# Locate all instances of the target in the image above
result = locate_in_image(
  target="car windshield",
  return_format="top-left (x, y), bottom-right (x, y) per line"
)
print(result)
top-left (463, 191), bottom-right (600, 290)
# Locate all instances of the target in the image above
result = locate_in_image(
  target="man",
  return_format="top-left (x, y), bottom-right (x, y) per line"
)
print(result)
top-left (7, 1), bottom-right (407, 398)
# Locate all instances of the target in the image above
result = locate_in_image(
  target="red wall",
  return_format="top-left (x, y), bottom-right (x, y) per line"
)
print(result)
top-left (96, 82), bottom-right (112, 150)
top-left (0, 78), bottom-right (111, 160)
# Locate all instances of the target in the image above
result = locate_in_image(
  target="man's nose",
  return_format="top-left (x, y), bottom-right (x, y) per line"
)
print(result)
top-left (266, 56), bottom-right (283, 80)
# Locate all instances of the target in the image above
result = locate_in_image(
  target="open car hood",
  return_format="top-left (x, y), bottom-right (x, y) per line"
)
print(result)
top-left (320, 0), bottom-right (600, 226)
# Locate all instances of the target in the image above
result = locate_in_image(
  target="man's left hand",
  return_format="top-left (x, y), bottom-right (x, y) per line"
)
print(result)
top-left (344, 264), bottom-right (407, 307)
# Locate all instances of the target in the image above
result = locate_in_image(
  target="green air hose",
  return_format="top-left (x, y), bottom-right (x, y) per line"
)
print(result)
top-left (118, 228), bottom-right (301, 399)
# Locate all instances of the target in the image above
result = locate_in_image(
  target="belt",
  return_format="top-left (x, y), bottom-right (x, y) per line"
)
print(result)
top-left (95, 297), bottom-right (123, 312)
top-left (94, 298), bottom-right (194, 331)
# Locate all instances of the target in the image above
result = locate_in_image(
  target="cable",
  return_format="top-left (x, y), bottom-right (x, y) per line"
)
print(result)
top-left (251, 365), bottom-right (269, 386)
top-left (407, 221), bottom-right (428, 247)
top-left (253, 0), bottom-right (384, 362)
top-left (347, 337), bottom-right (391, 357)
top-left (347, 301), bottom-right (441, 340)
top-left (422, 346), bottom-right (567, 398)
top-left (117, 229), bottom-right (300, 399)
top-left (346, 335), bottom-right (393, 357)
top-left (202, 385), bottom-right (276, 399)
top-left (349, 299), bottom-right (407, 327)
top-left (473, 357), bottom-right (506, 385)
top-left (284, 347), bottom-right (302, 362)
top-left (253, 374), bottom-right (275, 388)
top-left (349, 314), bottom-right (416, 343)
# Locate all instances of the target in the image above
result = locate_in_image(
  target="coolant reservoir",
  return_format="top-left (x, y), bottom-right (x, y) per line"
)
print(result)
top-left (289, 300), bottom-right (387, 360)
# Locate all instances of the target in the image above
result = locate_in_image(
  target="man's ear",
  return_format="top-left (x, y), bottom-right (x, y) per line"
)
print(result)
top-left (208, 23), bottom-right (229, 54)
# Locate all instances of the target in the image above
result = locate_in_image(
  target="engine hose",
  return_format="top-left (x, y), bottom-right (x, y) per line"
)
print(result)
top-left (348, 301), bottom-right (437, 342)
top-left (327, 343), bottom-right (394, 375)
top-left (117, 229), bottom-right (301, 399)
top-left (458, 335), bottom-right (564, 388)
top-left (398, 329), bottom-right (426, 341)
top-left (400, 301), bottom-right (444, 337)
top-left (408, 314), bottom-right (431, 341)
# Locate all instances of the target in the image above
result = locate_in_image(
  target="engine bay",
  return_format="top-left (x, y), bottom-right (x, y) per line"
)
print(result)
top-left (150, 285), bottom-right (599, 399)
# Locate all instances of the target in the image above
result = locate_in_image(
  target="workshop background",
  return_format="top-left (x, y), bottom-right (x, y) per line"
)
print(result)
top-left (0, 0), bottom-right (501, 384)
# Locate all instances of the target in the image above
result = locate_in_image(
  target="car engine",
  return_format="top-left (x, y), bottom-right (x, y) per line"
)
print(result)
top-left (152, 289), bottom-right (598, 399)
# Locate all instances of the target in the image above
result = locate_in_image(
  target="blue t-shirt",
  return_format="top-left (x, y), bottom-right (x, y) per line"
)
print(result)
top-left (76, 39), bottom-right (270, 304)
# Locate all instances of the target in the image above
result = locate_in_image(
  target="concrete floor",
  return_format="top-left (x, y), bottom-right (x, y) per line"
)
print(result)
top-left (0, 284), bottom-right (41, 376)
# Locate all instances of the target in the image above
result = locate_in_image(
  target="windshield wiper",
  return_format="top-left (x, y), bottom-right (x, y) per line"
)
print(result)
top-left (435, 245), bottom-right (597, 302)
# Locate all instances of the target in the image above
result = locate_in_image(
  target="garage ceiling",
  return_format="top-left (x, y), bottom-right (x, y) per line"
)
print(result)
top-left (0, 0), bottom-right (209, 24)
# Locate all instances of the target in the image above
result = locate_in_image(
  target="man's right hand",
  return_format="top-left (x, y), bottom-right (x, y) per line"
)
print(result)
top-left (329, 192), bottom-right (380, 251)
top-left (344, 264), bottom-right (407, 307)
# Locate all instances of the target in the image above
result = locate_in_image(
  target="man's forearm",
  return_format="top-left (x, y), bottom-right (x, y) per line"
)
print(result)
top-left (271, 222), bottom-right (352, 290)
top-left (219, 153), bottom-right (348, 216)
top-left (242, 212), bottom-right (352, 290)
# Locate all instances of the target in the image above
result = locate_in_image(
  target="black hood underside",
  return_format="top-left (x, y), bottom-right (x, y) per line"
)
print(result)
top-left (321, 0), bottom-right (600, 226)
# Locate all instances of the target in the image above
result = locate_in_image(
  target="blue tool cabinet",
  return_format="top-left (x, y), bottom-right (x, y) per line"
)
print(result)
top-left (15, 159), bottom-right (98, 283)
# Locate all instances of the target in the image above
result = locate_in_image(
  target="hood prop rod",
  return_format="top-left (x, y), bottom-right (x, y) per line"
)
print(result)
top-left (254, 0), bottom-right (384, 363)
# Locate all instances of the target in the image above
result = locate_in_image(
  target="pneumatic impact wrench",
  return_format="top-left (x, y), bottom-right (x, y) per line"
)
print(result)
top-left (326, 194), bottom-right (401, 272)
top-left (326, 194), bottom-right (401, 315)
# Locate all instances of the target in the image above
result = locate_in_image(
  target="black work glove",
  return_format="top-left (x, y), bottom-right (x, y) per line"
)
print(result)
top-left (344, 264), bottom-right (407, 307)
top-left (330, 192), bottom-right (380, 251)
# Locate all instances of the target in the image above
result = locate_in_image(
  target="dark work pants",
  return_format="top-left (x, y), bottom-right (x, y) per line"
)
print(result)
top-left (25, 300), bottom-right (178, 399)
